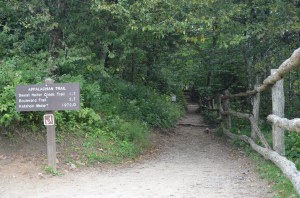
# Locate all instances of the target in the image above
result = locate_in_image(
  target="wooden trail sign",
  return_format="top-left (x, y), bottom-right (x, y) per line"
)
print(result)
top-left (16, 83), bottom-right (80, 112)
top-left (16, 79), bottom-right (81, 170)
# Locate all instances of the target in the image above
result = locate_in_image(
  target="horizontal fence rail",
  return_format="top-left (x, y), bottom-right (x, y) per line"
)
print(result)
top-left (221, 48), bottom-right (300, 99)
top-left (267, 115), bottom-right (300, 132)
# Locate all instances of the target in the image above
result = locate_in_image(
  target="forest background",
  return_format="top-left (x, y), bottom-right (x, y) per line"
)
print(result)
top-left (0, 0), bottom-right (300, 167)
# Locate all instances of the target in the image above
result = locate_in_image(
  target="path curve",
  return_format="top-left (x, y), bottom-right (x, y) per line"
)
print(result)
top-left (0, 104), bottom-right (273, 198)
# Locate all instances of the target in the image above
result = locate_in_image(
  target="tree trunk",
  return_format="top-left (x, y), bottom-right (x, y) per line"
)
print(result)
top-left (49, 0), bottom-right (66, 59)
top-left (146, 48), bottom-right (155, 84)
top-left (244, 41), bottom-right (252, 89)
top-left (99, 47), bottom-right (108, 68)
top-left (49, 28), bottom-right (64, 58)
top-left (130, 54), bottom-right (136, 83)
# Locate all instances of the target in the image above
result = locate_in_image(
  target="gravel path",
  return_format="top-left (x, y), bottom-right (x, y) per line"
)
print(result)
top-left (0, 104), bottom-right (274, 198)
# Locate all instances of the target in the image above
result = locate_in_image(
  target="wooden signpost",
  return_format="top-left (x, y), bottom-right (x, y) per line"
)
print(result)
top-left (16, 78), bottom-right (80, 170)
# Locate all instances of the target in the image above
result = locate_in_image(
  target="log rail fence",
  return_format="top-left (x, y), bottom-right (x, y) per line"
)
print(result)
top-left (201, 48), bottom-right (300, 194)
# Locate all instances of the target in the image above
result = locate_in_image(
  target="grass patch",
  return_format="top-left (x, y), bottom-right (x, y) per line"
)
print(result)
top-left (44, 166), bottom-right (62, 176)
top-left (82, 134), bottom-right (144, 164)
top-left (59, 116), bottom-right (151, 165)
top-left (232, 139), bottom-right (299, 198)
top-left (251, 152), bottom-right (299, 198)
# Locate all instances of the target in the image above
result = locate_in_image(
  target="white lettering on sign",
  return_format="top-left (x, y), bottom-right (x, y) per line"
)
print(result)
top-left (19, 104), bottom-right (35, 108)
top-left (28, 87), bottom-right (54, 92)
top-left (31, 93), bottom-right (43, 97)
top-left (38, 98), bottom-right (47, 102)
top-left (55, 87), bottom-right (66, 91)
top-left (36, 104), bottom-right (48, 108)
top-left (19, 98), bottom-right (38, 103)
top-left (44, 93), bottom-right (55, 97)
top-left (62, 103), bottom-right (77, 108)
top-left (19, 93), bottom-right (30, 97)
top-left (57, 92), bottom-right (65, 96)
top-left (69, 97), bottom-right (76, 102)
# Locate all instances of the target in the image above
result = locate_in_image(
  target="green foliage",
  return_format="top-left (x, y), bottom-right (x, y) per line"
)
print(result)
top-left (97, 78), bottom-right (184, 128)
top-left (44, 166), bottom-right (62, 176)
top-left (80, 117), bottom-right (148, 164)
top-left (201, 110), bottom-right (219, 128)
top-left (0, 85), bottom-right (21, 126)
top-left (0, 60), bottom-right (23, 126)
top-left (0, 55), bottom-right (53, 127)
top-left (253, 154), bottom-right (299, 198)
top-left (286, 133), bottom-right (300, 167)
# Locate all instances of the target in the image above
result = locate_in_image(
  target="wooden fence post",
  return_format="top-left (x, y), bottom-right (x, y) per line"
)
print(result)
top-left (271, 69), bottom-right (285, 155)
top-left (223, 90), bottom-right (231, 129)
top-left (251, 84), bottom-right (260, 140)
top-left (208, 99), bottom-right (211, 110)
top-left (217, 94), bottom-right (222, 122)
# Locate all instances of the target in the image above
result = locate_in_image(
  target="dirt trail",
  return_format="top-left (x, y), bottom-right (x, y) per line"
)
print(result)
top-left (0, 104), bottom-right (273, 198)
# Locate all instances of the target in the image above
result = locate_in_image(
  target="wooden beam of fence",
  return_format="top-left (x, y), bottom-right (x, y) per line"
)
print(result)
top-left (217, 95), bottom-right (223, 122)
top-left (267, 114), bottom-right (300, 132)
top-left (222, 124), bottom-right (300, 193)
top-left (222, 48), bottom-right (300, 100)
top-left (222, 127), bottom-right (300, 195)
top-left (260, 49), bottom-right (300, 90)
top-left (249, 116), bottom-right (271, 149)
top-left (222, 110), bottom-right (271, 149)
top-left (252, 84), bottom-right (260, 140)
top-left (222, 90), bottom-right (232, 129)
top-left (226, 110), bottom-right (251, 120)
top-left (221, 90), bottom-right (257, 99)
top-left (199, 104), bottom-right (219, 111)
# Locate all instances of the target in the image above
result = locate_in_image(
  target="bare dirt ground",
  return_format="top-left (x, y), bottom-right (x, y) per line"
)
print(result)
top-left (0, 104), bottom-right (274, 198)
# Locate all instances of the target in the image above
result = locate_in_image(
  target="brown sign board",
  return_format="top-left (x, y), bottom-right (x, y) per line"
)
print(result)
top-left (16, 83), bottom-right (80, 111)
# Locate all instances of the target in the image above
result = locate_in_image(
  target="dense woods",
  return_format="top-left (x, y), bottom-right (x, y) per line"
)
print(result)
top-left (0, 0), bottom-right (300, 175)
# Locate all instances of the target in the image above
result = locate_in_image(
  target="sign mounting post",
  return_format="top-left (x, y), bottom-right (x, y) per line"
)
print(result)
top-left (45, 78), bottom-right (56, 170)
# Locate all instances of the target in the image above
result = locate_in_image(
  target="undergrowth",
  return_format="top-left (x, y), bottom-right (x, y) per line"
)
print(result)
top-left (0, 59), bottom-right (185, 165)
top-left (44, 166), bottom-right (62, 176)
